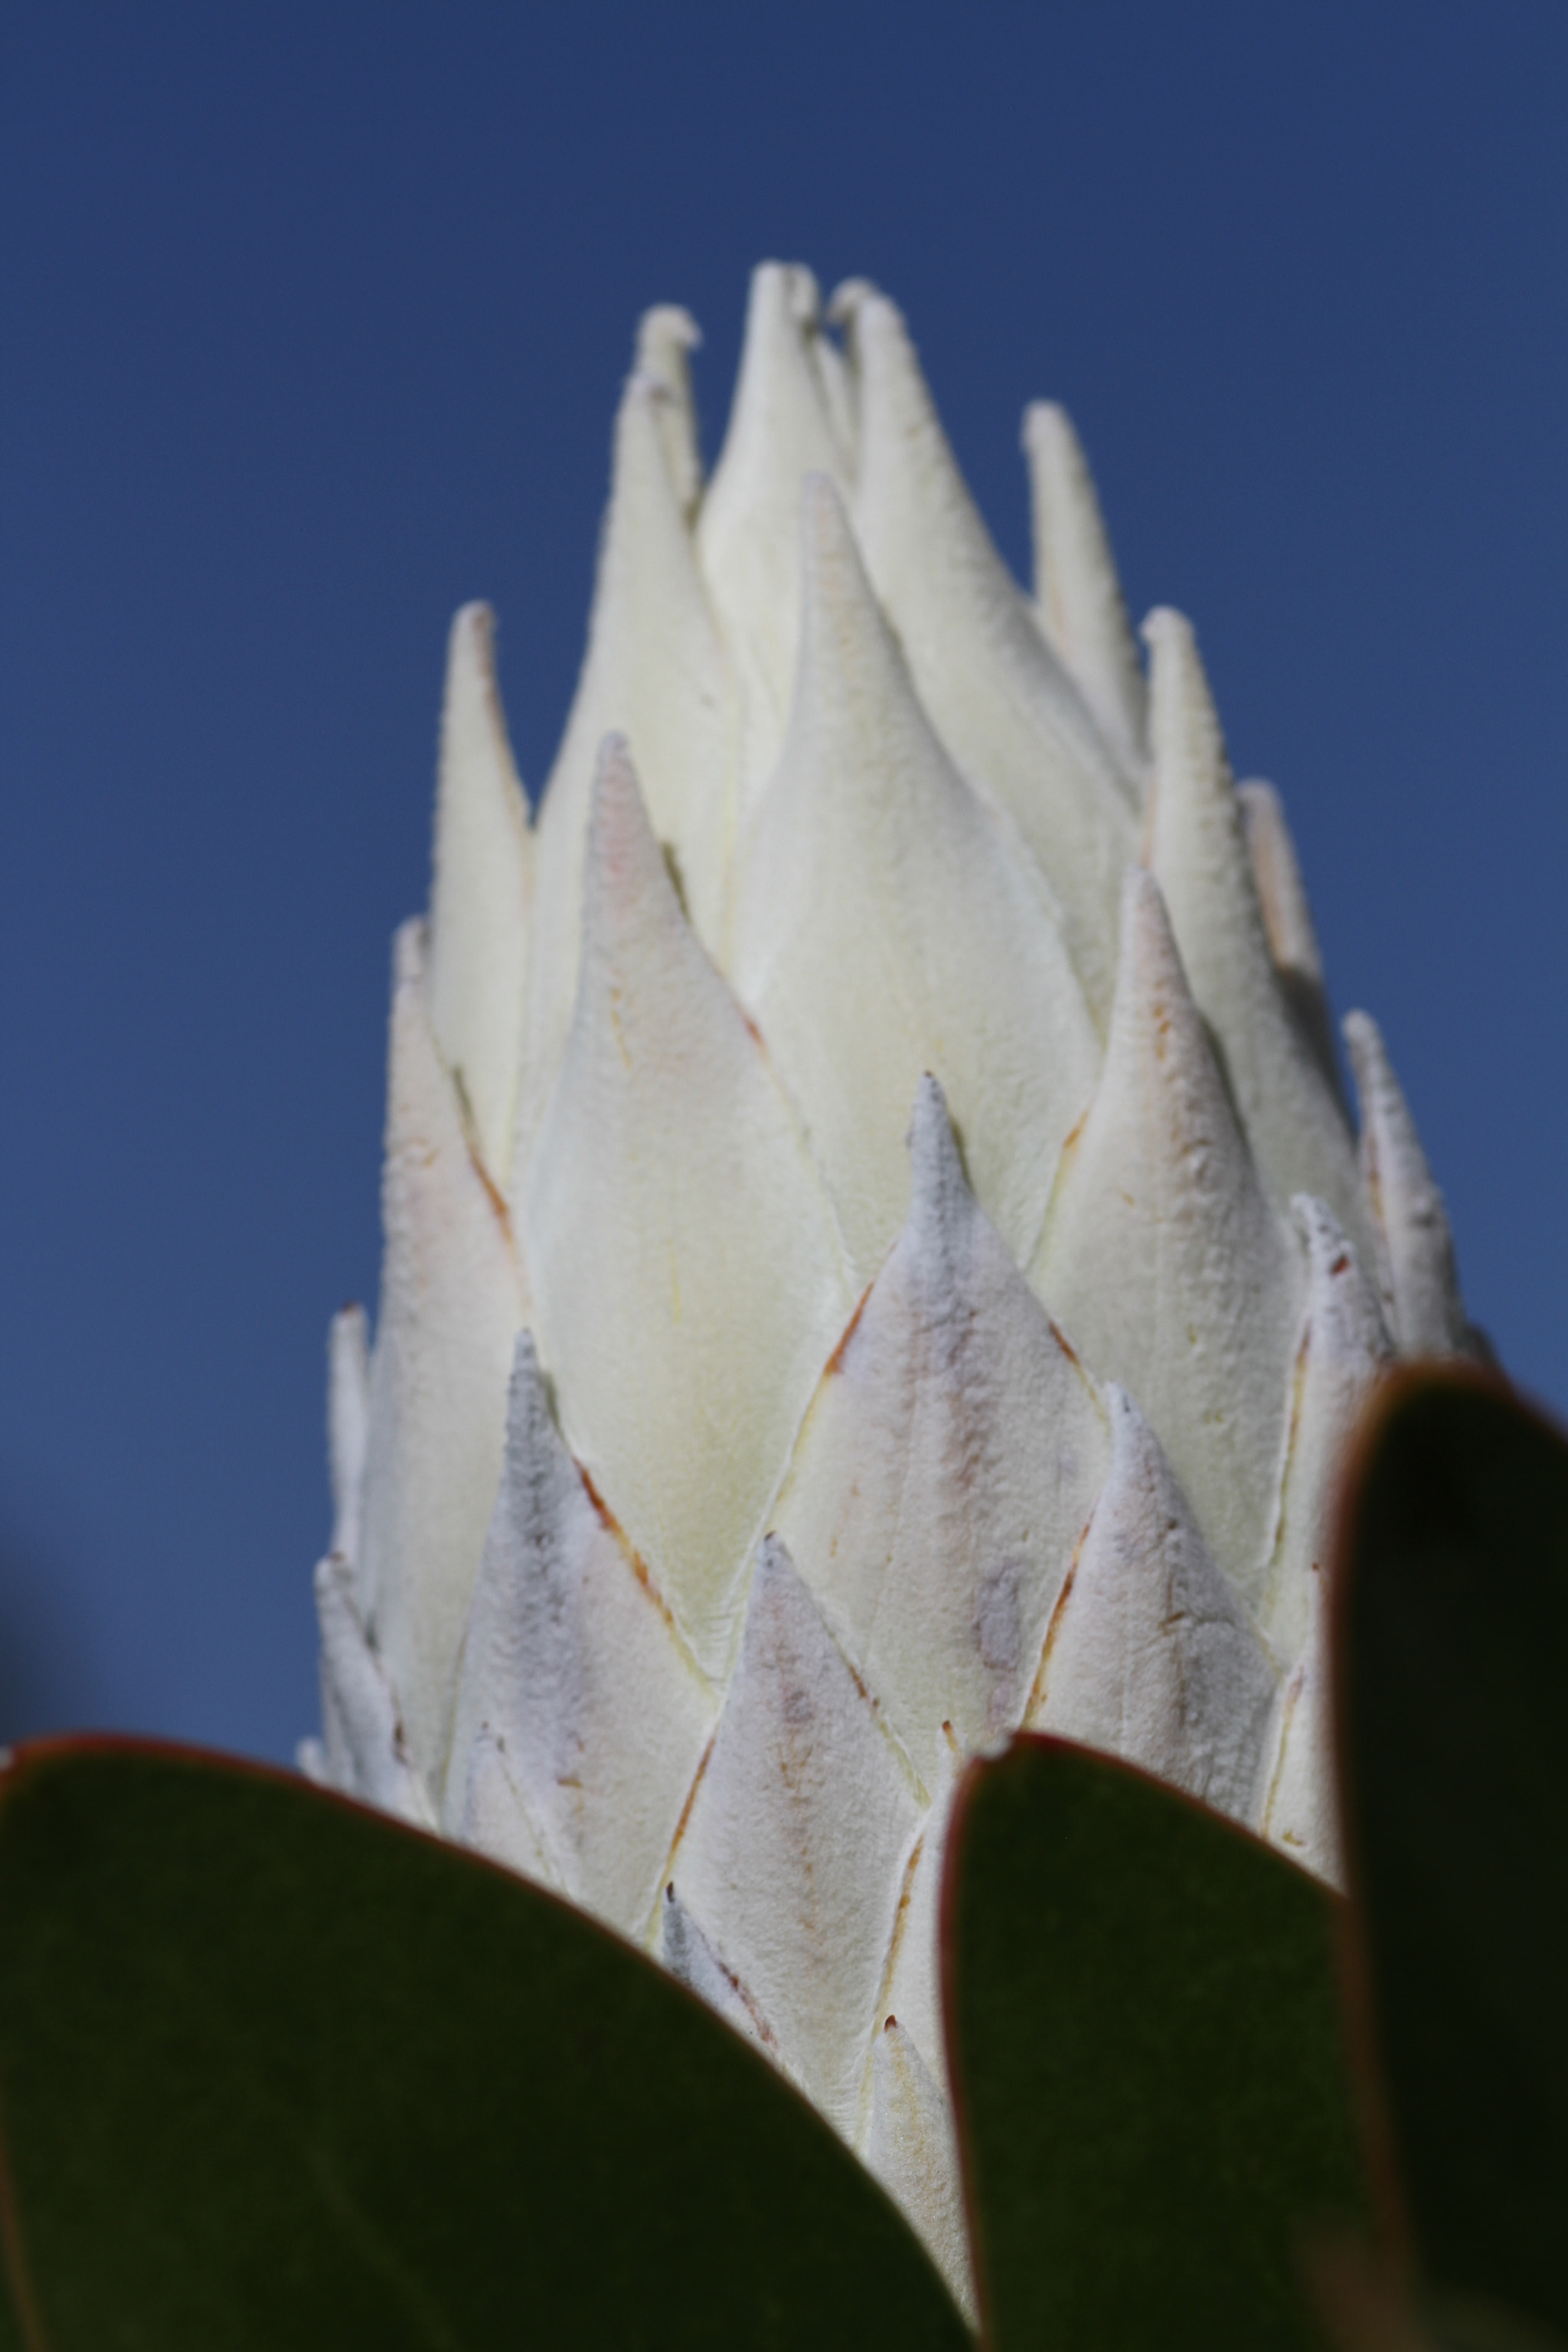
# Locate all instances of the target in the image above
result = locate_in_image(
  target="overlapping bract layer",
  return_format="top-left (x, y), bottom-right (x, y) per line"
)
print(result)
top-left (304, 264), bottom-right (1472, 2305)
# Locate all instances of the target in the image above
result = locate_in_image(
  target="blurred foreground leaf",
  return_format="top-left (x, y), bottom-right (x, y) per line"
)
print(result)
top-left (945, 1736), bottom-right (1367, 2352)
top-left (1338, 1372), bottom-right (1568, 2340)
top-left (0, 1741), bottom-right (969, 2351)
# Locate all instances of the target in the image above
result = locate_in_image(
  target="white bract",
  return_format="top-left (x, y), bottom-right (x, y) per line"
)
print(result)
top-left (302, 264), bottom-right (1474, 2311)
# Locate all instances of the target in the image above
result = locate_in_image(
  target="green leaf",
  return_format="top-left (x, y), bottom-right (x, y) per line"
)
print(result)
top-left (0, 2249), bottom-right (22, 2352)
top-left (944, 1735), bottom-right (1368, 2352)
top-left (0, 1740), bottom-right (971, 2351)
top-left (1337, 1370), bottom-right (1568, 2339)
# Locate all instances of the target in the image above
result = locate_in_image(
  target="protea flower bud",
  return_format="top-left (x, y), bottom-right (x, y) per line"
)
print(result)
top-left (302, 263), bottom-right (1473, 2305)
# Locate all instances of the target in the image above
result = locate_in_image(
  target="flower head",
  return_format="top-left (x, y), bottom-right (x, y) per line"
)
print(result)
top-left (304, 264), bottom-right (1472, 2301)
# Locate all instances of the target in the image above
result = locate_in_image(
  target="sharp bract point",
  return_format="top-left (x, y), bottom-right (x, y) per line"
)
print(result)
top-left (1026, 1383), bottom-right (1279, 1823)
top-left (844, 288), bottom-right (1138, 1028)
top-left (354, 917), bottom-right (528, 1785)
top-left (1238, 777), bottom-right (1344, 1102)
top-left (524, 357), bottom-right (733, 1174)
top-left (1143, 607), bottom-right (1369, 1259)
top-left (1254, 1196), bottom-right (1391, 1663)
top-left (523, 738), bottom-right (854, 1681)
top-left (313, 1551), bottom-right (436, 1828)
top-left (668, 1534), bottom-right (923, 2144)
top-left (1034, 867), bottom-right (1302, 1599)
top-left (867, 2022), bottom-right (977, 2321)
top-left (1022, 399), bottom-right (1147, 775)
top-left (427, 602), bottom-right (531, 1187)
top-left (1257, 1557), bottom-right (1344, 1888)
top-left (770, 1073), bottom-right (1109, 1786)
top-left (634, 302), bottom-right (704, 518)
top-left (445, 1329), bottom-right (717, 1936)
top-left (730, 471), bottom-right (1099, 1281)
top-left (1344, 1010), bottom-right (1469, 1357)
top-left (697, 263), bottom-right (853, 814)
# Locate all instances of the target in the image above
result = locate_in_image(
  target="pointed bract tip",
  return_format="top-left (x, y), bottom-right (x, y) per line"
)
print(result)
top-left (501, 1324), bottom-right (553, 1443)
top-left (903, 1073), bottom-right (978, 1249)
top-left (1341, 1007), bottom-right (1380, 1067)
top-left (448, 599), bottom-right (495, 656)
top-left (1100, 1380), bottom-right (1148, 1451)
top-left (1142, 603), bottom-right (1197, 666)
top-left (827, 283), bottom-right (912, 394)
top-left (1143, 605), bottom-right (1230, 795)
top-left (391, 911), bottom-right (426, 992)
top-left (801, 466), bottom-right (848, 536)
top-left (440, 602), bottom-right (505, 738)
top-left (825, 276), bottom-right (880, 328)
top-left (583, 733), bottom-right (665, 926)
top-left (1342, 1011), bottom-right (1393, 1134)
top-left (906, 1068), bottom-right (952, 1147)
top-left (591, 728), bottom-right (637, 805)
top-left (798, 468), bottom-right (861, 588)
top-left (754, 1529), bottom-right (797, 1589)
top-left (906, 1068), bottom-right (962, 1176)
top-left (1120, 858), bottom-right (1168, 933)
top-left (1021, 398), bottom-right (1076, 459)
top-left (746, 258), bottom-right (822, 331)
top-left (1116, 864), bottom-right (1193, 1011)
top-left (635, 303), bottom-right (701, 370)
top-left (507, 1325), bottom-right (544, 1395)
top-left (786, 263), bottom-right (822, 326)
top-left (849, 285), bottom-right (906, 347)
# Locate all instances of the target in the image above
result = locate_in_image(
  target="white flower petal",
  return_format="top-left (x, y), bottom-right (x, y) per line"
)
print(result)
top-left (426, 603), bottom-right (532, 1188)
top-left (326, 1302), bottom-right (370, 1572)
top-left (1344, 1010), bottom-right (1469, 1357)
top-left (1237, 777), bottom-right (1343, 1100)
top-left (444, 1334), bottom-right (718, 1939)
top-left (1256, 1199), bottom-right (1391, 1664)
top-left (839, 283), bottom-right (1138, 1026)
top-left (659, 1884), bottom-right (781, 2059)
top-left (358, 920), bottom-right (528, 1782)
top-left (523, 350), bottom-right (734, 1165)
top-left (1033, 869), bottom-right (1302, 1597)
top-left (731, 478), bottom-right (1101, 1279)
top-left (1022, 400), bottom-right (1146, 776)
top-left (773, 1076), bottom-right (1109, 1785)
top-left (312, 1551), bottom-right (436, 1828)
top-left (864, 2020), bottom-right (975, 2324)
top-left (697, 263), bottom-right (851, 820)
top-left (1027, 1386), bottom-right (1279, 1821)
top-left (813, 314), bottom-right (860, 472)
top-left (669, 1536), bottom-right (924, 2143)
top-left (522, 741), bottom-right (856, 1679)
top-left (880, 1726), bottom-right (962, 2085)
top-left (1143, 610), bottom-right (1368, 1259)
top-left (1257, 1561), bottom-right (1344, 1888)
top-left (634, 304), bottom-right (704, 519)
top-left (452, 1723), bottom-right (560, 1891)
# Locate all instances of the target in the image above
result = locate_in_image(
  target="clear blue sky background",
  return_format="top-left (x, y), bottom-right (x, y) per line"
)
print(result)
top-left (2, 3), bottom-right (1564, 1762)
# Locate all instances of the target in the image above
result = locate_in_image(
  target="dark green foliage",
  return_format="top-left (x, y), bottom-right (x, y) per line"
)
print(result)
top-left (944, 1736), bottom-right (1369, 2352)
top-left (1338, 1370), bottom-right (1568, 2341)
top-left (0, 1743), bottom-right (969, 2351)
top-left (0, 2260), bottom-right (22, 2351)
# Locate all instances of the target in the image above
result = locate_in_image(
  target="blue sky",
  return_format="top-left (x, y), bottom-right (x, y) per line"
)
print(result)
top-left (2, 2), bottom-right (1564, 1761)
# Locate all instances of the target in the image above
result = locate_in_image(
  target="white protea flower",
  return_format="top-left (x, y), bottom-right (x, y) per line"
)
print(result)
top-left (302, 263), bottom-right (1473, 2308)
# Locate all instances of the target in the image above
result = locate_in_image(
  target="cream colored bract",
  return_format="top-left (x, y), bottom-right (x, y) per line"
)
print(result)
top-left (302, 263), bottom-right (1472, 2308)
